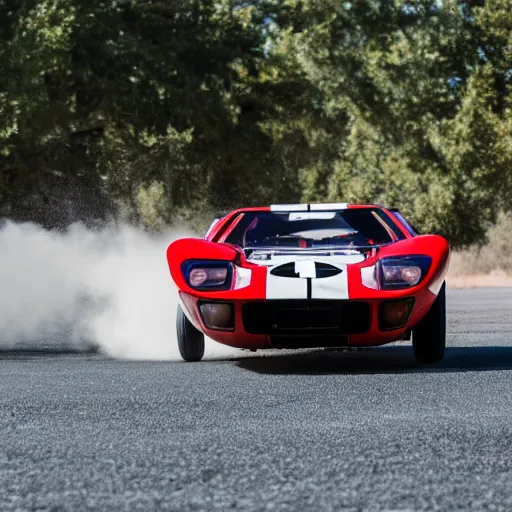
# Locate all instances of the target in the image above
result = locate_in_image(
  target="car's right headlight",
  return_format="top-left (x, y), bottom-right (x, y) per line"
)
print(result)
top-left (181, 260), bottom-right (233, 291)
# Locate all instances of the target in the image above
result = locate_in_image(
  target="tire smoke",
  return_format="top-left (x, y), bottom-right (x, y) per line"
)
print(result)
top-left (0, 221), bottom-right (239, 360)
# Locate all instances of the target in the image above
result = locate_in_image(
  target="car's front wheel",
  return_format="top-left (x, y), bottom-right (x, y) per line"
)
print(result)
top-left (412, 282), bottom-right (446, 364)
top-left (176, 304), bottom-right (205, 362)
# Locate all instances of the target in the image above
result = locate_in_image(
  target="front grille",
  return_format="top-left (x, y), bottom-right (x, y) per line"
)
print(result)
top-left (270, 335), bottom-right (349, 349)
top-left (242, 300), bottom-right (371, 336)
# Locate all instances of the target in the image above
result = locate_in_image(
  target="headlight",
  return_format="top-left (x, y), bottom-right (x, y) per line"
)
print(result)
top-left (378, 256), bottom-right (431, 290)
top-left (182, 260), bottom-right (233, 291)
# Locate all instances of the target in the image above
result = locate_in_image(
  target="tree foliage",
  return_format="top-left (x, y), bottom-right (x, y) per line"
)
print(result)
top-left (1, 0), bottom-right (512, 246)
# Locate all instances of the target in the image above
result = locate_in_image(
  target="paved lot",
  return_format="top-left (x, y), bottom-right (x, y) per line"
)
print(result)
top-left (2, 288), bottom-right (512, 511)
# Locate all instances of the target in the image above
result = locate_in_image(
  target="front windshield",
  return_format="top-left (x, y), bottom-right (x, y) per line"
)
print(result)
top-left (223, 209), bottom-right (397, 248)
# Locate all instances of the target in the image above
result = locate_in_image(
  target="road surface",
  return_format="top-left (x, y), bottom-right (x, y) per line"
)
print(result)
top-left (2, 288), bottom-right (512, 511)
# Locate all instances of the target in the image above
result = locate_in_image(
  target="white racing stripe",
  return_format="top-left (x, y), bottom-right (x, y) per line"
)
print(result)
top-left (311, 272), bottom-right (349, 299)
top-left (309, 203), bottom-right (348, 211)
top-left (270, 203), bottom-right (349, 212)
top-left (294, 260), bottom-right (316, 278)
top-left (266, 273), bottom-right (308, 299)
top-left (270, 204), bottom-right (308, 211)
top-left (264, 257), bottom-right (354, 300)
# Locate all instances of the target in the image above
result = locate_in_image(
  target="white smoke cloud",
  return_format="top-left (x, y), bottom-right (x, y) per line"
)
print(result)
top-left (0, 221), bottom-right (239, 360)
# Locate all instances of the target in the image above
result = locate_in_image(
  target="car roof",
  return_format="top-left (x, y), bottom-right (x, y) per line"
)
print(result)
top-left (214, 203), bottom-right (386, 217)
top-left (206, 203), bottom-right (403, 241)
top-left (268, 203), bottom-right (385, 211)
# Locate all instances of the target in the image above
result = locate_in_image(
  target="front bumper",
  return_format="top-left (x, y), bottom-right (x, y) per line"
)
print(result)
top-left (179, 291), bottom-right (432, 350)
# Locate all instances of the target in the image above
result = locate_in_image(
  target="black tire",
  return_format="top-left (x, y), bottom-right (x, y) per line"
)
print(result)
top-left (412, 281), bottom-right (446, 364)
top-left (176, 304), bottom-right (205, 362)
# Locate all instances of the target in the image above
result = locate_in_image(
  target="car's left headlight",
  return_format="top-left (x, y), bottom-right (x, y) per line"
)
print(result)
top-left (378, 256), bottom-right (431, 290)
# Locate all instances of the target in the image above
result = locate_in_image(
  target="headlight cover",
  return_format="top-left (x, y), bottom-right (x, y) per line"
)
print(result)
top-left (181, 260), bottom-right (233, 291)
top-left (378, 255), bottom-right (431, 290)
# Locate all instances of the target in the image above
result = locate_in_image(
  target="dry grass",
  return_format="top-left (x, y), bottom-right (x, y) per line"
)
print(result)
top-left (446, 212), bottom-right (512, 288)
top-left (446, 269), bottom-right (512, 289)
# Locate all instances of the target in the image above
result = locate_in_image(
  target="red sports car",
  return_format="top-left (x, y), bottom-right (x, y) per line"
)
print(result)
top-left (167, 203), bottom-right (450, 364)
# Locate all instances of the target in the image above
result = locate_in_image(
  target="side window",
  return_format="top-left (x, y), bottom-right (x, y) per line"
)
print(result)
top-left (218, 213), bottom-right (248, 243)
top-left (204, 218), bottom-right (220, 239)
top-left (372, 210), bottom-right (407, 240)
top-left (342, 209), bottom-right (395, 243)
top-left (390, 209), bottom-right (419, 236)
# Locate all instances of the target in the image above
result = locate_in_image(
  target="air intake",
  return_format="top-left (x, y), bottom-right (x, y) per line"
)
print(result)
top-left (270, 262), bottom-right (342, 279)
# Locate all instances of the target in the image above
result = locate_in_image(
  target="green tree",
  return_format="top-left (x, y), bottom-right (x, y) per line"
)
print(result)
top-left (287, 0), bottom-right (512, 246)
top-left (2, 0), bottom-right (512, 247)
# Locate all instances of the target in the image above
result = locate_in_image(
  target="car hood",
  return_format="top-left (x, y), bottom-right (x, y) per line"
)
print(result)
top-left (245, 248), bottom-right (366, 267)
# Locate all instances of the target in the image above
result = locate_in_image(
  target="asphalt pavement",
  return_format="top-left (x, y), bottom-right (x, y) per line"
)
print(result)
top-left (2, 287), bottom-right (512, 511)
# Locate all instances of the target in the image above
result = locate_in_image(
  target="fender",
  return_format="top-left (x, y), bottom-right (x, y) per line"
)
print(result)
top-left (167, 238), bottom-right (268, 300)
top-left (167, 238), bottom-right (238, 288)
top-left (347, 234), bottom-right (450, 300)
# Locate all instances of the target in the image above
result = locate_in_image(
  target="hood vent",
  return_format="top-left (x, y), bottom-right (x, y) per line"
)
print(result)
top-left (270, 262), bottom-right (342, 279)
